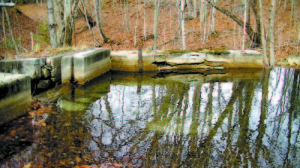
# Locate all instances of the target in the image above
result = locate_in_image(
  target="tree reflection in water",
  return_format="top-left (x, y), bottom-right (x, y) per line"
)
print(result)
top-left (0, 68), bottom-right (299, 167)
top-left (85, 68), bottom-right (300, 167)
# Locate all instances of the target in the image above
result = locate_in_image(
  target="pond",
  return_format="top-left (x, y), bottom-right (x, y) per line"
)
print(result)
top-left (0, 68), bottom-right (300, 167)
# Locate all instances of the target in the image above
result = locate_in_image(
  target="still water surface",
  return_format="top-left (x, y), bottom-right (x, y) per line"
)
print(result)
top-left (0, 68), bottom-right (300, 167)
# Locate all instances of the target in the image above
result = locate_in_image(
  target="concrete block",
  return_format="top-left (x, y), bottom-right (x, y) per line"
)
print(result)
top-left (46, 52), bottom-right (76, 83)
top-left (0, 58), bottom-right (45, 79)
top-left (0, 73), bottom-right (31, 125)
top-left (73, 49), bottom-right (111, 84)
top-left (111, 50), bottom-right (157, 72)
top-left (61, 55), bottom-right (73, 84)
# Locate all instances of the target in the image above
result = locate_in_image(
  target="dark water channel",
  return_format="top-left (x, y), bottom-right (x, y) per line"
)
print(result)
top-left (0, 68), bottom-right (300, 167)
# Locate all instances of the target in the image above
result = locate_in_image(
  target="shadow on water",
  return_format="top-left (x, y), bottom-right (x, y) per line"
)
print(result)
top-left (1, 68), bottom-right (300, 167)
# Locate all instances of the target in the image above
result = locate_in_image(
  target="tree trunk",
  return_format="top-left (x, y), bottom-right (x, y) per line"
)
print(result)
top-left (125, 0), bottom-right (129, 31)
top-left (181, 0), bottom-right (186, 49)
top-left (63, 0), bottom-right (79, 46)
top-left (268, 0), bottom-right (276, 66)
top-left (298, 21), bottom-right (300, 46)
top-left (292, 0), bottom-right (298, 46)
top-left (284, 0), bottom-right (287, 9)
top-left (53, 0), bottom-right (64, 47)
top-left (200, 0), bottom-right (206, 23)
top-left (2, 10), bottom-right (7, 49)
top-left (259, 0), bottom-right (268, 66)
top-left (250, 0), bottom-right (261, 49)
top-left (207, 0), bottom-right (261, 48)
top-left (177, 0), bottom-right (182, 48)
top-left (94, 0), bottom-right (108, 43)
top-left (203, 1), bottom-right (207, 42)
top-left (153, 0), bottom-right (161, 50)
top-left (134, 0), bottom-right (139, 47)
top-left (144, 0), bottom-right (147, 40)
top-left (47, 0), bottom-right (57, 48)
top-left (186, 0), bottom-right (193, 17)
top-left (242, 0), bottom-right (248, 50)
top-left (64, 0), bottom-right (72, 46)
top-left (193, 0), bottom-right (197, 17)
top-left (211, 0), bottom-right (217, 32)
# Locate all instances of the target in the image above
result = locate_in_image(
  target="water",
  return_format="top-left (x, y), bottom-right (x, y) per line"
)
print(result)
top-left (0, 68), bottom-right (300, 167)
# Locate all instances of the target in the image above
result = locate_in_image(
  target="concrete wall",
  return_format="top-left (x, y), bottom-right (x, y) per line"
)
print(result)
top-left (46, 53), bottom-right (74, 83)
top-left (62, 49), bottom-right (111, 85)
top-left (0, 58), bottom-right (45, 79)
top-left (111, 50), bottom-right (158, 72)
top-left (61, 55), bottom-right (73, 84)
top-left (0, 73), bottom-right (31, 125)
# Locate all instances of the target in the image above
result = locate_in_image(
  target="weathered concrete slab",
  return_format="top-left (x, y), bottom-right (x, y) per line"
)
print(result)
top-left (0, 73), bottom-right (31, 125)
top-left (62, 49), bottom-right (111, 84)
top-left (0, 58), bottom-right (45, 79)
top-left (111, 50), bottom-right (264, 71)
top-left (46, 54), bottom-right (67, 83)
top-left (111, 50), bottom-right (158, 72)
top-left (154, 50), bottom-right (265, 70)
top-left (61, 55), bottom-right (74, 84)
top-left (73, 49), bottom-right (111, 84)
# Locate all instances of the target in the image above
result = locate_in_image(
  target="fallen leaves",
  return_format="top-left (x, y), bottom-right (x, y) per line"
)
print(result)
top-left (23, 163), bottom-right (31, 168)
top-left (10, 130), bottom-right (17, 136)
top-left (73, 165), bottom-right (92, 168)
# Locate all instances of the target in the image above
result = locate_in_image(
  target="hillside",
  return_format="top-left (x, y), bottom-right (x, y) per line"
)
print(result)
top-left (0, 0), bottom-right (299, 61)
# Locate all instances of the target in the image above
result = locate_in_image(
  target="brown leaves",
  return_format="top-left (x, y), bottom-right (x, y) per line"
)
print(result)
top-left (10, 130), bottom-right (17, 136)
top-left (73, 165), bottom-right (92, 168)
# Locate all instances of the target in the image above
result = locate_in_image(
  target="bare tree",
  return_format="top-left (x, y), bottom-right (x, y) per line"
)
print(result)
top-left (53, 0), bottom-right (64, 46)
top-left (211, 0), bottom-right (217, 33)
top-left (259, 0), bottom-right (268, 66)
top-left (186, 0), bottom-right (193, 17)
top-left (200, 0), bottom-right (206, 23)
top-left (47, 0), bottom-right (57, 48)
top-left (193, 0), bottom-right (197, 18)
top-left (144, 0), bottom-right (147, 41)
top-left (242, 0), bottom-right (248, 50)
top-left (125, 0), bottom-right (129, 31)
top-left (94, 0), bottom-right (108, 43)
top-left (63, 0), bottom-right (72, 46)
top-left (134, 0), bottom-right (139, 47)
top-left (207, 0), bottom-right (261, 48)
top-left (153, 0), bottom-right (161, 50)
top-left (268, 0), bottom-right (276, 66)
top-left (181, 0), bottom-right (186, 49)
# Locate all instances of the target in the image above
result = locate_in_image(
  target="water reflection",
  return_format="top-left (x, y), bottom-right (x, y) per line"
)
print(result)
top-left (1, 68), bottom-right (300, 167)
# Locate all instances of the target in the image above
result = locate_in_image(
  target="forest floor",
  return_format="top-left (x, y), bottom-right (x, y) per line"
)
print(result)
top-left (0, 1), bottom-right (299, 61)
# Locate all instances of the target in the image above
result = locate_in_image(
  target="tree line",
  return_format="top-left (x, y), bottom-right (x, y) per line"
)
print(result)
top-left (1, 0), bottom-right (299, 67)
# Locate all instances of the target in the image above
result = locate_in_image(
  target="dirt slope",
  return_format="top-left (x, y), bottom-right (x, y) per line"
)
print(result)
top-left (0, 7), bottom-right (38, 57)
top-left (1, 1), bottom-right (299, 60)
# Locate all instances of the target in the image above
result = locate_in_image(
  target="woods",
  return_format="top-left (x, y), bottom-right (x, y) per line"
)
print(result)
top-left (0, 0), bottom-right (299, 67)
